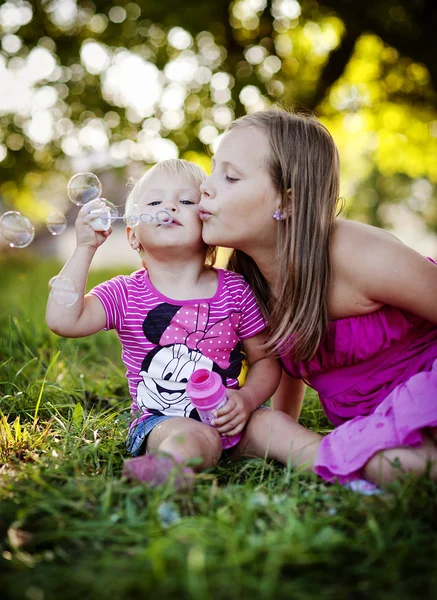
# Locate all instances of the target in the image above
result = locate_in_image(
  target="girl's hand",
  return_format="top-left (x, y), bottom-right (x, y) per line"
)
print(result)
top-left (211, 389), bottom-right (252, 437)
top-left (76, 200), bottom-right (112, 250)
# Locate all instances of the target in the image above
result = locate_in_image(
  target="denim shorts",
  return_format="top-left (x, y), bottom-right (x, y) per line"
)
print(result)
top-left (126, 415), bottom-right (172, 456)
top-left (126, 406), bottom-right (269, 457)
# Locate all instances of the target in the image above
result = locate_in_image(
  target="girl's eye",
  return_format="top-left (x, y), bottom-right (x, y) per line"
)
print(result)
top-left (226, 175), bottom-right (239, 183)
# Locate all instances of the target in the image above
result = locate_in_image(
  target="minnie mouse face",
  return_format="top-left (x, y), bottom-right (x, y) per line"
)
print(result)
top-left (137, 343), bottom-right (213, 415)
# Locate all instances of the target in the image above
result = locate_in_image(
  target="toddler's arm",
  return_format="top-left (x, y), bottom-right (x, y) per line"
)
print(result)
top-left (46, 201), bottom-right (110, 338)
top-left (212, 332), bottom-right (281, 437)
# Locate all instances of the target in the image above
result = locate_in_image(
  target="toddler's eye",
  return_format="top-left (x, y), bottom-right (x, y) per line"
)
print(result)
top-left (180, 199), bottom-right (194, 205)
top-left (226, 175), bottom-right (239, 183)
top-left (148, 200), bottom-right (161, 206)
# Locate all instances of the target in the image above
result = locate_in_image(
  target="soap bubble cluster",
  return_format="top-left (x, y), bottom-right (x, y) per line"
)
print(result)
top-left (0, 172), bottom-right (105, 249)
top-left (0, 170), bottom-right (173, 258)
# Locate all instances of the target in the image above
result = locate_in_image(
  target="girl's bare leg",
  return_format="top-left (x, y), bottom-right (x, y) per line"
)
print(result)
top-left (237, 408), bottom-right (322, 470)
top-left (363, 434), bottom-right (437, 487)
top-left (239, 411), bottom-right (437, 489)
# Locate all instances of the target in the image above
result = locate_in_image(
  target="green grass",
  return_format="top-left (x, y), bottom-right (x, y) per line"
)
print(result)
top-left (1, 255), bottom-right (436, 600)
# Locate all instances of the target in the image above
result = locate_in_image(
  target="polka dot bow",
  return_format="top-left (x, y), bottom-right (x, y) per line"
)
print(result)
top-left (159, 303), bottom-right (240, 369)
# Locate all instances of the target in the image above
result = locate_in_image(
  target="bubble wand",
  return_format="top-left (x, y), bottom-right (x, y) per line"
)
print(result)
top-left (88, 207), bottom-right (174, 231)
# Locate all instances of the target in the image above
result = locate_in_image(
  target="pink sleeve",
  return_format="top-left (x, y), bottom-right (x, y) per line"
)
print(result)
top-left (88, 276), bottom-right (128, 331)
top-left (236, 277), bottom-right (267, 339)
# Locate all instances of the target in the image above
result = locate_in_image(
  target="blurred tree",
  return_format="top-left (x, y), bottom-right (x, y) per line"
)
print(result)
top-left (0, 0), bottom-right (436, 236)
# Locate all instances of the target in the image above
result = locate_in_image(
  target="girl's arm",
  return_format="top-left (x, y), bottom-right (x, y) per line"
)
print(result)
top-left (272, 371), bottom-right (305, 421)
top-left (337, 222), bottom-right (437, 322)
top-left (212, 331), bottom-right (282, 437)
top-left (46, 202), bottom-right (111, 338)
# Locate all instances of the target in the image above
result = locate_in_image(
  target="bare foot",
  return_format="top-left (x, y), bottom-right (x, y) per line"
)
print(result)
top-left (122, 453), bottom-right (194, 490)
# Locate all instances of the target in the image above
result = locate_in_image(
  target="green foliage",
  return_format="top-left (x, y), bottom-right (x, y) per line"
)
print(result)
top-left (0, 258), bottom-right (436, 599)
top-left (0, 0), bottom-right (436, 234)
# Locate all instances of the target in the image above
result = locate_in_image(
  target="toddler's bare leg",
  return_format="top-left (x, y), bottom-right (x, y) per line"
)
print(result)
top-left (122, 418), bottom-right (222, 487)
top-left (237, 408), bottom-right (322, 471)
top-left (147, 417), bottom-right (222, 470)
top-left (363, 434), bottom-right (437, 487)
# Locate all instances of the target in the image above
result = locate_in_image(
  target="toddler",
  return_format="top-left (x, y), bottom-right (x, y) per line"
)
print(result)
top-left (46, 159), bottom-right (311, 487)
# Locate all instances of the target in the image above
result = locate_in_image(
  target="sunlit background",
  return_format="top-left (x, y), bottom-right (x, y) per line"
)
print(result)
top-left (1, 0), bottom-right (436, 266)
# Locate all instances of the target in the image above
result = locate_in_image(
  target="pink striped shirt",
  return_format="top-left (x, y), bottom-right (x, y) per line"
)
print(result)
top-left (89, 268), bottom-right (266, 424)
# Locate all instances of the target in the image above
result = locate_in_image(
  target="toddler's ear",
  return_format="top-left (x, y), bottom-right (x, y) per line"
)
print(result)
top-left (126, 226), bottom-right (136, 244)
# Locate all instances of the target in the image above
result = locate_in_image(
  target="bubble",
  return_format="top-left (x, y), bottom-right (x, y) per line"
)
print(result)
top-left (101, 199), bottom-right (119, 223)
top-left (124, 215), bottom-right (140, 227)
top-left (48, 276), bottom-right (79, 307)
top-left (46, 212), bottom-right (67, 235)
top-left (156, 210), bottom-right (173, 225)
top-left (67, 172), bottom-right (102, 206)
top-left (0, 211), bottom-right (35, 248)
top-left (139, 213), bottom-right (153, 223)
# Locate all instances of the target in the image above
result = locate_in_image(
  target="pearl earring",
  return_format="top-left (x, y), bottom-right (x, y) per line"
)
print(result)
top-left (273, 210), bottom-right (284, 221)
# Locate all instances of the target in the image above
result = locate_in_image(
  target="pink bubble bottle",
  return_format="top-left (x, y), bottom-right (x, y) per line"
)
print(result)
top-left (186, 369), bottom-right (242, 450)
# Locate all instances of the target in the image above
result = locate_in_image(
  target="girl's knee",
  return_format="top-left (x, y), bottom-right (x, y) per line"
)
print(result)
top-left (365, 443), bottom-right (437, 484)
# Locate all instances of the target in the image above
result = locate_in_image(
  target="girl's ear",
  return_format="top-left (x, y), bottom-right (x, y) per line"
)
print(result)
top-left (275, 189), bottom-right (292, 218)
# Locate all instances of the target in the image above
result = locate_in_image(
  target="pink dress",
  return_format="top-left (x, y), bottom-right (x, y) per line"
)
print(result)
top-left (281, 270), bottom-right (437, 484)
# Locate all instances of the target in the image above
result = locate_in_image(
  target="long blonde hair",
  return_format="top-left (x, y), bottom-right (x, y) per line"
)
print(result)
top-left (227, 108), bottom-right (341, 362)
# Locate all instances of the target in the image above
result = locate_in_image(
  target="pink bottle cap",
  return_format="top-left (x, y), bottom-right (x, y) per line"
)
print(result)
top-left (186, 369), bottom-right (225, 410)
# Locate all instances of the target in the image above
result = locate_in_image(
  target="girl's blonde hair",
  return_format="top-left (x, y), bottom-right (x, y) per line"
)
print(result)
top-left (227, 108), bottom-right (342, 362)
top-left (126, 158), bottom-right (217, 267)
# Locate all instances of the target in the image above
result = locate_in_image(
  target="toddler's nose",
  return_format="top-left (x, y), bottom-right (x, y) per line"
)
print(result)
top-left (163, 200), bottom-right (178, 212)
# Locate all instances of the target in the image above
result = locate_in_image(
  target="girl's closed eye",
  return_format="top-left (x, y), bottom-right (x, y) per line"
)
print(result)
top-left (226, 175), bottom-right (239, 183)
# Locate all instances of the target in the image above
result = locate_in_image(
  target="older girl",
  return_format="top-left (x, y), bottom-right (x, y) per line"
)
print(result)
top-left (199, 108), bottom-right (437, 488)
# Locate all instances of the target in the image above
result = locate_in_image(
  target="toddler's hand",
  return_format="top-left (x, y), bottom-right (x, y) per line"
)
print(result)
top-left (211, 389), bottom-right (251, 437)
top-left (76, 200), bottom-right (113, 250)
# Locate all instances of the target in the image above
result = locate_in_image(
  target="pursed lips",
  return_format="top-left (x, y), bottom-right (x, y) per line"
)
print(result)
top-left (199, 209), bottom-right (213, 221)
top-left (158, 218), bottom-right (181, 226)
